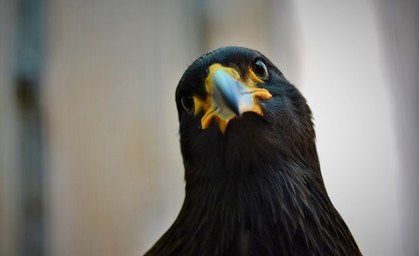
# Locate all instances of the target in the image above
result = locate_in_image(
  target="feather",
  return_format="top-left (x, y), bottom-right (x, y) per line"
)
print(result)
top-left (145, 47), bottom-right (362, 256)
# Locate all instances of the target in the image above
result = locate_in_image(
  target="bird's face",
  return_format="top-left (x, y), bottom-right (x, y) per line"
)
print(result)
top-left (175, 47), bottom-right (316, 180)
top-left (183, 61), bottom-right (273, 133)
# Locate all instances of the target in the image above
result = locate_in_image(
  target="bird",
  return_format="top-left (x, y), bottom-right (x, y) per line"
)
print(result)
top-left (145, 46), bottom-right (361, 256)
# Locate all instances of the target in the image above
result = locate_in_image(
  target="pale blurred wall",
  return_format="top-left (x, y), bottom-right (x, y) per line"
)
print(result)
top-left (0, 1), bottom-right (19, 256)
top-left (44, 0), bottom-right (199, 255)
top-left (1, 0), bottom-right (418, 256)
top-left (376, 1), bottom-right (419, 255)
top-left (293, 1), bottom-right (418, 255)
top-left (294, 1), bottom-right (402, 255)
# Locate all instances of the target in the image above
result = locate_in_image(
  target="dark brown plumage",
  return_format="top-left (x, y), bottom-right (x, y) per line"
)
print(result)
top-left (145, 46), bottom-right (361, 256)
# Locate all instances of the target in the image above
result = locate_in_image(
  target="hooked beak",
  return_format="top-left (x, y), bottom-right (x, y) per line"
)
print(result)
top-left (194, 63), bottom-right (272, 133)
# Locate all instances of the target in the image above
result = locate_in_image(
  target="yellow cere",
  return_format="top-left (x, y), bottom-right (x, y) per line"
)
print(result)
top-left (192, 63), bottom-right (272, 133)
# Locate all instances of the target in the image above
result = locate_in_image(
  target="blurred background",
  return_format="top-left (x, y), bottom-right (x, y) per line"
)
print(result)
top-left (1, 0), bottom-right (418, 255)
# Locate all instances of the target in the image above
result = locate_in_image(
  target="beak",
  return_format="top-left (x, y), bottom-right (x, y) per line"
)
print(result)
top-left (211, 69), bottom-right (244, 116)
top-left (196, 63), bottom-right (272, 133)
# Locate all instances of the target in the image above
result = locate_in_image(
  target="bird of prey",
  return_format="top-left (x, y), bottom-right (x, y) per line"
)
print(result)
top-left (145, 46), bottom-right (361, 256)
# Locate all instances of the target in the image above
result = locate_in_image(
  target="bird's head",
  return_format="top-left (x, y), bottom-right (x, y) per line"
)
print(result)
top-left (175, 47), bottom-right (319, 183)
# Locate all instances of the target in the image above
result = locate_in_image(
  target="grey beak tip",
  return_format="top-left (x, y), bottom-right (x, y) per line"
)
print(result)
top-left (212, 70), bottom-right (243, 116)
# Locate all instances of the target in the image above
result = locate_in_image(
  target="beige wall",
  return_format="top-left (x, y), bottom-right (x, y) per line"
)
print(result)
top-left (45, 1), bottom-right (197, 255)
top-left (0, 1), bottom-right (19, 256)
top-left (294, 1), bottom-right (401, 255)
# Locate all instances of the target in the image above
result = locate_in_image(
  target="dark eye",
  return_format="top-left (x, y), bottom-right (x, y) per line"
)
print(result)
top-left (181, 96), bottom-right (195, 115)
top-left (252, 60), bottom-right (269, 80)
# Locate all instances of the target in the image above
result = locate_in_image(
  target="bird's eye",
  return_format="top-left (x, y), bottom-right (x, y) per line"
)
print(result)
top-left (181, 96), bottom-right (195, 115)
top-left (252, 60), bottom-right (269, 80)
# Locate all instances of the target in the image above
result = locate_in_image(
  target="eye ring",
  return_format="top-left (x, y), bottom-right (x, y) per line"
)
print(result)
top-left (252, 59), bottom-right (269, 80)
top-left (181, 96), bottom-right (195, 115)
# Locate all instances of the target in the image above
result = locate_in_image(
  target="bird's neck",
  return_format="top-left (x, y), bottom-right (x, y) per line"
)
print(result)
top-left (173, 159), bottom-right (337, 254)
top-left (184, 157), bottom-right (326, 225)
top-left (149, 155), bottom-right (359, 255)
